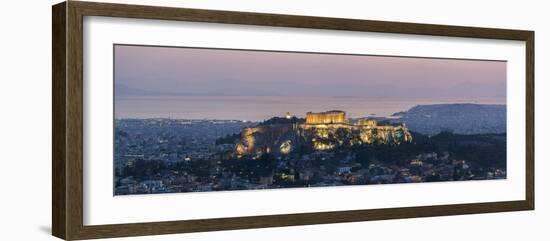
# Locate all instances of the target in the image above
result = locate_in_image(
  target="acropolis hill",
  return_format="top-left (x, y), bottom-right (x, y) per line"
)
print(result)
top-left (234, 110), bottom-right (412, 157)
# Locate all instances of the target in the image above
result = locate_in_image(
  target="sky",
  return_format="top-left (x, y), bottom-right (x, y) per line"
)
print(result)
top-left (114, 44), bottom-right (506, 99)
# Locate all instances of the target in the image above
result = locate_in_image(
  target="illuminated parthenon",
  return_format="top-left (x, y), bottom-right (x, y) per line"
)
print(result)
top-left (305, 110), bottom-right (346, 124)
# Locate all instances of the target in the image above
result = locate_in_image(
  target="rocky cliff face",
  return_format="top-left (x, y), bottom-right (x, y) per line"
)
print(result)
top-left (234, 124), bottom-right (302, 157)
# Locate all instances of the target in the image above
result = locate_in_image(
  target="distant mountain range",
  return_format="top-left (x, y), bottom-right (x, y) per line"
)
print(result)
top-left (114, 83), bottom-right (280, 97)
top-left (389, 104), bottom-right (506, 135)
top-left (115, 84), bottom-right (186, 96)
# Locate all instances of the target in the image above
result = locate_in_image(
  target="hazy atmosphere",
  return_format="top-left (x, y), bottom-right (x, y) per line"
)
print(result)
top-left (115, 45), bottom-right (506, 99)
top-left (114, 45), bottom-right (506, 120)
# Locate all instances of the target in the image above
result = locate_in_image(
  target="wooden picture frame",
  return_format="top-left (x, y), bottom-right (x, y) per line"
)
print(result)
top-left (52, 1), bottom-right (534, 240)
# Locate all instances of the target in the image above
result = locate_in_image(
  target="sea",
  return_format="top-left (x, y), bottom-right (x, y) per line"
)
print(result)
top-left (115, 95), bottom-right (506, 121)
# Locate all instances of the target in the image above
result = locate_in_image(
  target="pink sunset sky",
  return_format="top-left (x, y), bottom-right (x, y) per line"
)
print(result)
top-left (114, 44), bottom-right (506, 99)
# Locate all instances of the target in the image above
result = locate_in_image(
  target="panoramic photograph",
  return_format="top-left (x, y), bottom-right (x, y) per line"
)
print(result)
top-left (113, 44), bottom-right (507, 195)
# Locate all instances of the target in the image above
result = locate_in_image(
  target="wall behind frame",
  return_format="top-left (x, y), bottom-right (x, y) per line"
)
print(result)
top-left (0, 0), bottom-right (547, 241)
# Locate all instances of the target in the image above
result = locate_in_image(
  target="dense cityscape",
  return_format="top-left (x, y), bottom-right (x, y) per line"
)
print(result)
top-left (114, 105), bottom-right (507, 195)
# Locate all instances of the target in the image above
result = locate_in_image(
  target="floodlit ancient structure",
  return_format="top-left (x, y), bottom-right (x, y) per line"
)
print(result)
top-left (234, 110), bottom-right (413, 156)
top-left (305, 110), bottom-right (346, 124)
top-left (302, 111), bottom-right (412, 147)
